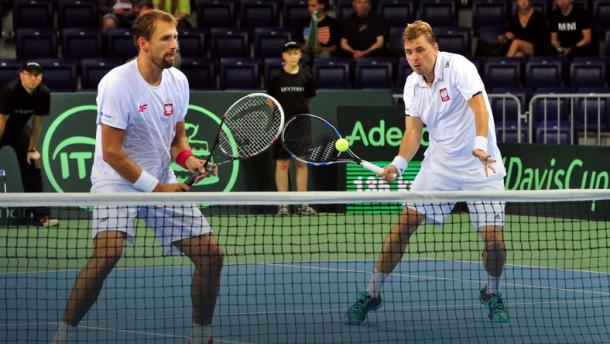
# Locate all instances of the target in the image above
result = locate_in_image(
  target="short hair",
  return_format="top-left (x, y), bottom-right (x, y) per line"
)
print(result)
top-left (402, 20), bottom-right (436, 45)
top-left (132, 9), bottom-right (177, 50)
top-left (318, 0), bottom-right (331, 10)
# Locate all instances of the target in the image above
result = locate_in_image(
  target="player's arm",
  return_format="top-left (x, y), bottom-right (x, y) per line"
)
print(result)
top-left (468, 92), bottom-right (496, 176)
top-left (380, 115), bottom-right (423, 182)
top-left (170, 120), bottom-right (215, 183)
top-left (101, 124), bottom-right (186, 192)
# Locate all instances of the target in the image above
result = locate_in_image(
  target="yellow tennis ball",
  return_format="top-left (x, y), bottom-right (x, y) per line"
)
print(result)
top-left (335, 138), bottom-right (349, 152)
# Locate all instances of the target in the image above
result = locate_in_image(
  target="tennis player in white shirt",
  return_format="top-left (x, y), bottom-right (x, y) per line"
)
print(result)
top-left (52, 10), bottom-right (223, 344)
top-left (344, 20), bottom-right (509, 325)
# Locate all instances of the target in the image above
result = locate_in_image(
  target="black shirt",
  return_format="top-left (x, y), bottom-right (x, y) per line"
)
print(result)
top-left (508, 10), bottom-right (548, 53)
top-left (549, 7), bottom-right (591, 48)
top-left (0, 79), bottom-right (50, 138)
top-left (267, 68), bottom-right (316, 117)
top-left (341, 13), bottom-right (386, 51)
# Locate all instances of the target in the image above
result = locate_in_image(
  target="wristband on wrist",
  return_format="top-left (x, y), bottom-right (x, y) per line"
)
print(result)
top-left (474, 136), bottom-right (488, 152)
top-left (391, 155), bottom-right (408, 175)
top-left (176, 149), bottom-right (194, 169)
top-left (133, 170), bottom-right (159, 192)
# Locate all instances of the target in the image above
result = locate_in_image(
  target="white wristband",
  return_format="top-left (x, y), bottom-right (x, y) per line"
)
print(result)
top-left (474, 136), bottom-right (488, 152)
top-left (133, 170), bottom-right (159, 192)
top-left (391, 155), bottom-right (408, 175)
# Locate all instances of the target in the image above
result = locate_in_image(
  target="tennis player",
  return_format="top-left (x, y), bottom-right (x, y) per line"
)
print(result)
top-left (344, 20), bottom-right (509, 325)
top-left (52, 10), bottom-right (223, 344)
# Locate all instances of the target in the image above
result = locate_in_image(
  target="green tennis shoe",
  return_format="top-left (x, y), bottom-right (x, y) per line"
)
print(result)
top-left (479, 286), bottom-right (510, 323)
top-left (343, 292), bottom-right (383, 325)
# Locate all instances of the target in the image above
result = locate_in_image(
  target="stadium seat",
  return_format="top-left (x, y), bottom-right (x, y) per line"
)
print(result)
top-left (569, 57), bottom-right (607, 88)
top-left (196, 0), bottom-right (235, 29)
top-left (471, 0), bottom-right (508, 36)
top-left (418, 0), bottom-right (458, 27)
top-left (57, 0), bottom-right (97, 28)
top-left (12, 0), bottom-right (53, 29)
top-left (15, 28), bottom-right (57, 59)
top-left (80, 58), bottom-right (121, 91)
top-left (496, 120), bottom-right (528, 143)
top-left (535, 121), bottom-right (574, 144)
top-left (336, 0), bottom-right (354, 21)
top-left (240, 0), bottom-right (278, 29)
top-left (105, 28), bottom-right (138, 59)
top-left (489, 88), bottom-right (526, 124)
top-left (283, 0), bottom-right (309, 29)
top-left (570, 0), bottom-right (590, 10)
top-left (37, 59), bottom-right (77, 92)
top-left (354, 57), bottom-right (395, 89)
top-left (209, 28), bottom-right (250, 58)
top-left (387, 26), bottom-right (405, 56)
top-left (529, 89), bottom-right (572, 124)
top-left (435, 27), bottom-right (471, 56)
top-left (398, 58), bottom-right (413, 87)
top-left (0, 59), bottom-right (21, 89)
top-left (313, 58), bottom-right (351, 89)
top-left (180, 58), bottom-right (216, 90)
top-left (178, 28), bottom-right (206, 58)
top-left (377, 0), bottom-right (415, 27)
top-left (263, 57), bottom-right (283, 89)
top-left (61, 28), bottom-right (101, 59)
top-left (254, 28), bottom-right (291, 58)
top-left (575, 88), bottom-right (610, 131)
top-left (483, 57), bottom-right (523, 89)
top-left (525, 57), bottom-right (564, 88)
top-left (219, 58), bottom-right (261, 90)
top-left (594, 0), bottom-right (610, 38)
top-left (530, 0), bottom-right (549, 14)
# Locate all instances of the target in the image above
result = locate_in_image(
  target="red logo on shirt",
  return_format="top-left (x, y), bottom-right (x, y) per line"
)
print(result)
top-left (439, 88), bottom-right (450, 102)
top-left (138, 104), bottom-right (148, 113)
top-left (163, 103), bottom-right (174, 116)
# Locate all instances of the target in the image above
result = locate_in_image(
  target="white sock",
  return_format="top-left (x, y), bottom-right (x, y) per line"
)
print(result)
top-left (51, 321), bottom-right (75, 344)
top-left (192, 322), bottom-right (212, 344)
top-left (487, 275), bottom-right (500, 294)
top-left (365, 270), bottom-right (389, 298)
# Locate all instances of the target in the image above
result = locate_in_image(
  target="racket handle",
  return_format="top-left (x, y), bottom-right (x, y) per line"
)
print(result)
top-left (359, 160), bottom-right (384, 174)
top-left (184, 165), bottom-right (216, 187)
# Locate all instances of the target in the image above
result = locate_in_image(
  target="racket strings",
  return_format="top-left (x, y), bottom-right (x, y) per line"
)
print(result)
top-left (283, 116), bottom-right (339, 163)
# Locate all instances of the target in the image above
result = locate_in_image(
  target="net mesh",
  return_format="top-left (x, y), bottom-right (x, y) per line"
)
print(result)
top-left (1, 191), bottom-right (609, 343)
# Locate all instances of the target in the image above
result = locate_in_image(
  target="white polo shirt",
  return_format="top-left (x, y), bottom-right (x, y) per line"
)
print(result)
top-left (403, 51), bottom-right (504, 172)
top-left (91, 59), bottom-right (190, 188)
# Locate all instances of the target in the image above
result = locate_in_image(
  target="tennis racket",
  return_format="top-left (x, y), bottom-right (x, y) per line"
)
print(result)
top-left (281, 114), bottom-right (384, 174)
top-left (185, 93), bottom-right (284, 186)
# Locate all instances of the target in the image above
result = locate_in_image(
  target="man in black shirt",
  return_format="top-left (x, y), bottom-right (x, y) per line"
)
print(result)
top-left (0, 61), bottom-right (59, 227)
top-left (267, 41), bottom-right (317, 215)
top-left (549, 0), bottom-right (593, 57)
top-left (340, 0), bottom-right (387, 58)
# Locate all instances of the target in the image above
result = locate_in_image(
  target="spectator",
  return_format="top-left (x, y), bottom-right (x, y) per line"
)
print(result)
top-left (98, 0), bottom-right (139, 27)
top-left (0, 62), bottom-right (59, 227)
top-left (549, 0), bottom-right (593, 57)
top-left (500, 0), bottom-right (549, 57)
top-left (340, 0), bottom-right (387, 58)
top-left (293, 0), bottom-right (342, 58)
top-left (101, 13), bottom-right (119, 32)
top-left (151, 0), bottom-right (192, 28)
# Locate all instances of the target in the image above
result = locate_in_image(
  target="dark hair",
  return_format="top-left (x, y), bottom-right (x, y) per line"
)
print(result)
top-left (318, 0), bottom-right (331, 10)
top-left (132, 9), bottom-right (177, 50)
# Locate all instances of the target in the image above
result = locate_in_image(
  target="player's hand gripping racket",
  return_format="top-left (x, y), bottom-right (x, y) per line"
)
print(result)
top-left (281, 114), bottom-right (384, 174)
top-left (185, 93), bottom-right (284, 186)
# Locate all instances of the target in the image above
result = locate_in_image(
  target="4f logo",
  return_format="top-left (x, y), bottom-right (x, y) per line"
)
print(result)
top-left (439, 88), bottom-right (450, 102)
top-left (138, 104), bottom-right (148, 113)
top-left (163, 103), bottom-right (174, 117)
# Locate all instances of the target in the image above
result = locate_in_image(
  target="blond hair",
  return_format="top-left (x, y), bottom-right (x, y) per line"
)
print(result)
top-left (402, 20), bottom-right (436, 44)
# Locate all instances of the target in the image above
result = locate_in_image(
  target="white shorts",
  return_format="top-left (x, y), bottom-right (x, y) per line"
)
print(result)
top-left (406, 157), bottom-right (505, 228)
top-left (91, 184), bottom-right (211, 256)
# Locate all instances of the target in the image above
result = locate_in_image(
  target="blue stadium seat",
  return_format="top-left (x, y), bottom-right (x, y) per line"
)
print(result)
top-left (178, 28), bottom-right (206, 58)
top-left (530, 0), bottom-right (550, 14)
top-left (575, 88), bottom-right (610, 131)
top-left (471, 0), bottom-right (508, 36)
top-left (61, 28), bottom-right (101, 59)
top-left (569, 57), bottom-right (607, 88)
top-left (80, 58), bottom-right (121, 91)
top-left (15, 28), bottom-right (57, 59)
top-left (254, 28), bottom-right (291, 58)
top-left (283, 0), bottom-right (309, 29)
top-left (313, 58), bottom-right (351, 89)
top-left (0, 59), bottom-right (21, 89)
top-left (529, 89), bottom-right (573, 124)
top-left (354, 57), bottom-right (395, 89)
top-left (535, 121), bottom-right (574, 144)
top-left (13, 0), bottom-right (53, 29)
top-left (57, 0), bottom-right (97, 28)
top-left (387, 26), bottom-right (404, 56)
top-left (180, 58), bottom-right (216, 90)
top-left (105, 28), bottom-right (138, 59)
top-left (219, 58), bottom-right (260, 90)
top-left (496, 120), bottom-right (528, 143)
top-left (435, 27), bottom-right (471, 56)
top-left (377, 0), bottom-right (415, 27)
top-left (418, 0), bottom-right (458, 27)
top-left (263, 57), bottom-right (283, 89)
top-left (196, 0), bottom-right (235, 29)
top-left (398, 58), bottom-right (413, 87)
top-left (336, 0), bottom-right (354, 21)
top-left (483, 57), bottom-right (523, 90)
top-left (489, 88), bottom-right (526, 124)
top-left (594, 0), bottom-right (610, 33)
top-left (37, 59), bottom-right (77, 92)
top-left (210, 28), bottom-right (250, 58)
top-left (525, 57), bottom-right (564, 88)
top-left (240, 0), bottom-right (278, 29)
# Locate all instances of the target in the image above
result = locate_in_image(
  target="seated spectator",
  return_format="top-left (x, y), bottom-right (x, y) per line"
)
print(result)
top-left (293, 0), bottom-right (342, 58)
top-left (101, 13), bottom-right (119, 32)
top-left (500, 0), bottom-right (548, 57)
top-left (549, 0), bottom-right (593, 57)
top-left (340, 0), bottom-right (387, 58)
top-left (151, 0), bottom-right (192, 28)
top-left (98, 0), bottom-right (139, 27)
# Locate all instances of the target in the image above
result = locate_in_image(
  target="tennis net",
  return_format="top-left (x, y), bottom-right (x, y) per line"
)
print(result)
top-left (1, 190), bottom-right (609, 343)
